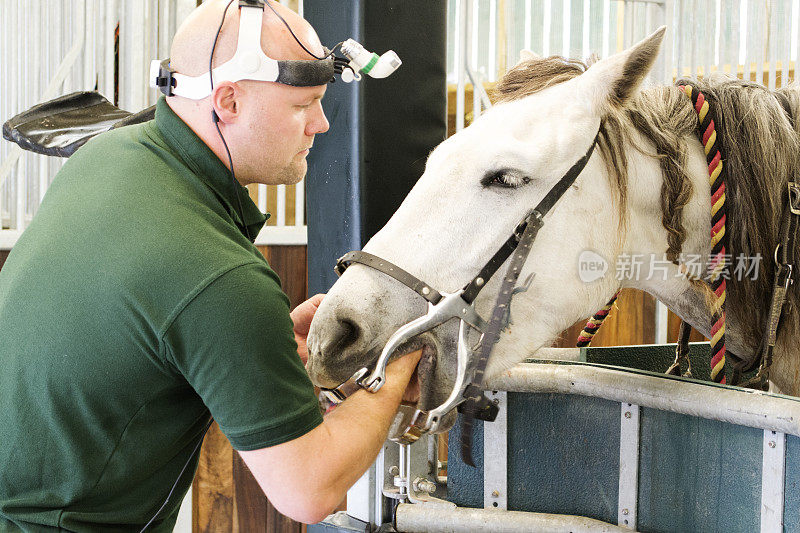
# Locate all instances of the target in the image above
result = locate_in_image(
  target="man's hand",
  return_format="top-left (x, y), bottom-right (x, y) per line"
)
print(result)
top-left (290, 294), bottom-right (325, 364)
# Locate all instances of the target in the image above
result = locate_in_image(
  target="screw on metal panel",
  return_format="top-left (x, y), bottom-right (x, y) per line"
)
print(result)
top-left (622, 509), bottom-right (629, 515)
top-left (491, 490), bottom-right (499, 497)
top-left (422, 287), bottom-right (430, 295)
top-left (624, 411), bottom-right (632, 419)
top-left (413, 477), bottom-right (436, 494)
top-left (389, 466), bottom-right (399, 475)
top-left (769, 441), bottom-right (777, 448)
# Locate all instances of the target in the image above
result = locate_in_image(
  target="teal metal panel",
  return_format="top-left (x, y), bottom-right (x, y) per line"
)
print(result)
top-left (448, 345), bottom-right (796, 531)
top-left (785, 435), bottom-right (800, 531)
top-left (637, 408), bottom-right (762, 532)
top-left (506, 393), bottom-right (619, 523)
top-left (448, 393), bottom-right (619, 523)
top-left (447, 415), bottom-right (484, 508)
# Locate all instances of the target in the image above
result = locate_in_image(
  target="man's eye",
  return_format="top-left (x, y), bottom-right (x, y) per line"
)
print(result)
top-left (481, 170), bottom-right (531, 188)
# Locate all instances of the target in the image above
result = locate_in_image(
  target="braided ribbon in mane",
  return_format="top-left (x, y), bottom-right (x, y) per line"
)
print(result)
top-left (577, 84), bottom-right (728, 384)
top-left (576, 291), bottom-right (619, 347)
top-left (679, 83), bottom-right (727, 384)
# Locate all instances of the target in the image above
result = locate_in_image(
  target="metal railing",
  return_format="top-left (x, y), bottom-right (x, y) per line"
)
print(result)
top-left (450, 0), bottom-right (800, 123)
top-left (0, 0), bottom-right (306, 249)
top-left (4, 1), bottom-right (798, 250)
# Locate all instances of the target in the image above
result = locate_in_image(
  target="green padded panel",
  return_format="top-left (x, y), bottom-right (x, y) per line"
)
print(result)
top-left (449, 393), bottom-right (620, 522)
top-left (523, 342), bottom-right (759, 383)
top-left (637, 408), bottom-right (762, 532)
top-left (786, 435), bottom-right (800, 531)
top-left (507, 393), bottom-right (620, 523)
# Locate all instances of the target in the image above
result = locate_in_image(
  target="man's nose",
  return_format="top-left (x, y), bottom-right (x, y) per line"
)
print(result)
top-left (306, 103), bottom-right (329, 136)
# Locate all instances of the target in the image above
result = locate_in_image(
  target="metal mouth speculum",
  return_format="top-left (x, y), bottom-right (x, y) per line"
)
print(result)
top-left (320, 288), bottom-right (487, 439)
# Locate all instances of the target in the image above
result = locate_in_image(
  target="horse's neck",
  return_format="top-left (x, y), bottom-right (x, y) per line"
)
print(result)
top-left (624, 129), bottom-right (800, 391)
top-left (622, 130), bottom-right (758, 356)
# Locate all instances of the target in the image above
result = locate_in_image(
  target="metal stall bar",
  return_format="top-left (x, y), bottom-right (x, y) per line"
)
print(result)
top-left (485, 362), bottom-right (800, 436)
top-left (784, 0), bottom-right (794, 85)
top-left (582, 0), bottom-right (591, 60)
top-left (294, 181), bottom-right (304, 227)
top-left (792, 0), bottom-right (800, 83)
top-left (469, 0), bottom-right (480, 122)
top-left (544, 0), bottom-right (552, 56)
top-left (706, 0), bottom-right (716, 75)
top-left (770, 0), bottom-right (778, 89)
top-left (728, 0), bottom-right (740, 76)
top-left (258, 184), bottom-right (267, 214)
top-left (396, 504), bottom-right (632, 533)
top-left (14, 0), bottom-right (26, 231)
top-left (603, 0), bottom-right (611, 58)
top-left (757, 0), bottom-right (765, 84)
top-left (276, 184), bottom-right (286, 226)
top-left (742, 0), bottom-right (750, 80)
top-left (456, 0), bottom-right (466, 132)
top-left (562, 0), bottom-right (570, 57)
top-left (489, 0), bottom-right (497, 81)
top-left (104, 0), bottom-right (117, 102)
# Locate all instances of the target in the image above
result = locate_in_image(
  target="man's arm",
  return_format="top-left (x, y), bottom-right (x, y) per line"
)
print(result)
top-left (238, 350), bottom-right (421, 524)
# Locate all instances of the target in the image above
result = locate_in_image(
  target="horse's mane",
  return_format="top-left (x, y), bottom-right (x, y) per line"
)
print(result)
top-left (494, 56), bottom-right (800, 346)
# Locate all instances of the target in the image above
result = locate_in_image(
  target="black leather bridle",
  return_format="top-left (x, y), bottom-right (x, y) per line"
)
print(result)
top-left (321, 130), bottom-right (600, 452)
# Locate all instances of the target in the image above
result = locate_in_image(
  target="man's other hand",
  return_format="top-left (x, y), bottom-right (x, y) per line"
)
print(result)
top-left (290, 293), bottom-right (325, 364)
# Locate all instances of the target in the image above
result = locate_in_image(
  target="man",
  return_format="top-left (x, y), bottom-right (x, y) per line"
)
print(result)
top-left (0, 1), bottom-right (420, 530)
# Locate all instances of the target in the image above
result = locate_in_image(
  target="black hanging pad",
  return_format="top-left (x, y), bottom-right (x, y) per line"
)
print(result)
top-left (2, 91), bottom-right (155, 158)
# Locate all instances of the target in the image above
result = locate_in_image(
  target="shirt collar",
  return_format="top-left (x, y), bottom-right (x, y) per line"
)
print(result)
top-left (154, 97), bottom-right (268, 241)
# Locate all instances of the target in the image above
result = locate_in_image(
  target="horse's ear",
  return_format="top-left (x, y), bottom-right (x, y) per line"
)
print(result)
top-left (578, 26), bottom-right (666, 112)
top-left (516, 49), bottom-right (540, 66)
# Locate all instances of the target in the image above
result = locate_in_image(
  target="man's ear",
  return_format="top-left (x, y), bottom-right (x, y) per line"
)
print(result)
top-left (211, 81), bottom-right (240, 123)
top-left (575, 26), bottom-right (666, 114)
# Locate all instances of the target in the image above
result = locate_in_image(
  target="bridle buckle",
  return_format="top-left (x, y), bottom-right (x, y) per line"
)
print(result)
top-left (789, 182), bottom-right (800, 215)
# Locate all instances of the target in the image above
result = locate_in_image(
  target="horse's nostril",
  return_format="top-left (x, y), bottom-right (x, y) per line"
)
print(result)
top-left (335, 318), bottom-right (361, 351)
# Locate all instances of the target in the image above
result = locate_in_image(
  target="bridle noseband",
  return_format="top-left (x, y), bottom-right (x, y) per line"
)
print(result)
top-left (321, 130), bottom-right (601, 447)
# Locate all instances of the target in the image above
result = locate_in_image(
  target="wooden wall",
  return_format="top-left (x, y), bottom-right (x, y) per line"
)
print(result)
top-left (552, 288), bottom-right (704, 348)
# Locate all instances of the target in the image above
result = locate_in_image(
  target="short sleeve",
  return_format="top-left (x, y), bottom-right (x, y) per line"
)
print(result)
top-left (162, 262), bottom-right (322, 451)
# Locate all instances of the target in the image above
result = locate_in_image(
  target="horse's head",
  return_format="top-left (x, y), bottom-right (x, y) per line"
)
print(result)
top-left (307, 28), bottom-right (666, 431)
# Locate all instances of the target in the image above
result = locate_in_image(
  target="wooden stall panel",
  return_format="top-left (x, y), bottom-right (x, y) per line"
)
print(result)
top-left (553, 288), bottom-right (656, 348)
top-left (193, 423), bottom-right (234, 533)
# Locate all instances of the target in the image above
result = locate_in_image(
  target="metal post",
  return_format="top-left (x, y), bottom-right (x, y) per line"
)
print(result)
top-left (484, 391), bottom-right (508, 510)
top-left (457, 0), bottom-right (467, 132)
top-left (618, 403), bottom-right (640, 530)
top-left (761, 430), bottom-right (786, 532)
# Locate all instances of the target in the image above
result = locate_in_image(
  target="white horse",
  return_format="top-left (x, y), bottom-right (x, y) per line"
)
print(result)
top-left (306, 27), bottom-right (800, 433)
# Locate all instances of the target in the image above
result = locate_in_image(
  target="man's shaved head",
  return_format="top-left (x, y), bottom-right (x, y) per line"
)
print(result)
top-left (170, 0), bottom-right (324, 77)
top-left (165, 0), bottom-right (330, 188)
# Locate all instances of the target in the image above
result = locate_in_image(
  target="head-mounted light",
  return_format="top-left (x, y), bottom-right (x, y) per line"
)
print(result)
top-left (150, 0), bottom-right (401, 99)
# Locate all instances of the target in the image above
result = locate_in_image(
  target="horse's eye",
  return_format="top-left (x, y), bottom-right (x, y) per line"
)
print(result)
top-left (481, 169), bottom-right (531, 188)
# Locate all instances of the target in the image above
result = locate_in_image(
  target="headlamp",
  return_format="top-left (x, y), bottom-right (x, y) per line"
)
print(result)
top-left (150, 0), bottom-right (401, 99)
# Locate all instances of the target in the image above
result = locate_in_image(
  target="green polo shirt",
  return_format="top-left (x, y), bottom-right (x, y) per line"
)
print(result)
top-left (0, 97), bottom-right (323, 532)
